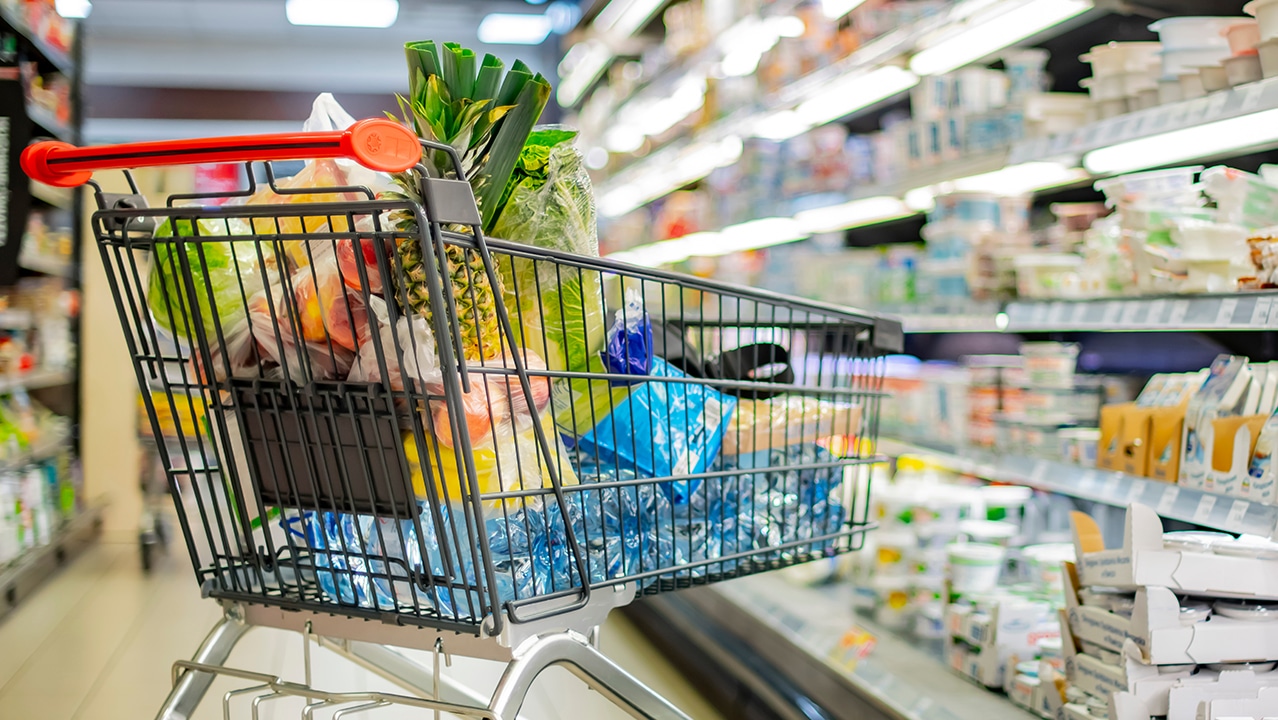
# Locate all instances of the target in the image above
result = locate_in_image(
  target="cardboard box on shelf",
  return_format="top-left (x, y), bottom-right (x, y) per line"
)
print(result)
top-left (1071, 504), bottom-right (1278, 598)
top-left (1208, 414), bottom-right (1266, 498)
top-left (1061, 616), bottom-right (1185, 718)
top-left (1063, 566), bottom-right (1131, 653)
top-left (1129, 585), bottom-right (1278, 665)
top-left (1167, 672), bottom-right (1278, 720)
top-left (1144, 405), bottom-right (1187, 483)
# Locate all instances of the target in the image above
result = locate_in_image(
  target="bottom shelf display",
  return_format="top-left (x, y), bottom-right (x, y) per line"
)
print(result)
top-left (0, 504), bottom-right (101, 620)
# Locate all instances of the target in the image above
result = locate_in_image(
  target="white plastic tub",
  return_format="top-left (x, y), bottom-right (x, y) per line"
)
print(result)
top-left (1014, 253), bottom-right (1083, 298)
top-left (1163, 46), bottom-right (1232, 79)
top-left (1023, 92), bottom-right (1092, 135)
top-left (1224, 20), bottom-right (1262, 54)
top-left (1020, 342), bottom-right (1080, 389)
top-left (1246, 0), bottom-right (1278, 42)
top-left (947, 542), bottom-right (1007, 593)
top-left (1097, 98), bottom-right (1129, 119)
top-left (1149, 17), bottom-right (1237, 50)
top-left (1199, 63), bottom-right (1230, 92)
top-left (1178, 70), bottom-right (1207, 99)
top-left (1080, 74), bottom-right (1124, 101)
top-left (1158, 77), bottom-right (1183, 103)
top-left (1081, 42), bottom-right (1162, 76)
top-left (1172, 219), bottom-right (1249, 260)
top-left (1260, 37), bottom-right (1278, 76)
top-left (1135, 87), bottom-right (1160, 109)
top-left (1225, 52), bottom-right (1265, 85)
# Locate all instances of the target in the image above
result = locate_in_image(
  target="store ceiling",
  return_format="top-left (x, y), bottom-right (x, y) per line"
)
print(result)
top-left (80, 0), bottom-right (569, 140)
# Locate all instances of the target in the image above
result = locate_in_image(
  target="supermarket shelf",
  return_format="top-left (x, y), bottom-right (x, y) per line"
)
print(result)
top-left (1003, 292), bottom-right (1278, 333)
top-left (29, 179), bottom-right (73, 209)
top-left (0, 368), bottom-right (74, 393)
top-left (637, 575), bottom-right (1036, 720)
top-left (26, 102), bottom-right (70, 142)
top-left (595, 0), bottom-right (1104, 217)
top-left (1009, 74), bottom-right (1278, 167)
top-left (0, 505), bottom-right (102, 622)
top-left (0, 2), bottom-right (73, 72)
top-left (880, 437), bottom-right (1278, 537)
top-left (0, 431), bottom-right (70, 474)
top-left (19, 252), bottom-right (74, 279)
top-left (901, 312), bottom-right (1003, 334)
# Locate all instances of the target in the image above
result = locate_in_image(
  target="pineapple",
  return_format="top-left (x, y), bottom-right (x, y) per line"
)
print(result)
top-left (386, 41), bottom-right (551, 362)
top-left (391, 212), bottom-right (503, 362)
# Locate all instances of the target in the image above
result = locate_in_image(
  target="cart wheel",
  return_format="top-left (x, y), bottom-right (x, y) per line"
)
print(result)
top-left (154, 515), bottom-right (169, 547)
top-left (140, 539), bottom-right (153, 573)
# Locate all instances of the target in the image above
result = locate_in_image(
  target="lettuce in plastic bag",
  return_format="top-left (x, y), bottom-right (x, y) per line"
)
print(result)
top-left (493, 128), bottom-right (605, 374)
top-left (147, 217), bottom-right (264, 341)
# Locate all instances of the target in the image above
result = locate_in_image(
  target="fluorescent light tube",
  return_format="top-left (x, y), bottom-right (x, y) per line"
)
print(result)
top-left (558, 41), bottom-right (613, 106)
top-left (1084, 108), bottom-right (1278, 175)
top-left (478, 13), bottom-right (554, 45)
top-left (598, 136), bottom-right (743, 218)
top-left (752, 110), bottom-right (811, 141)
top-left (55, 0), bottom-right (91, 18)
top-left (795, 66), bottom-right (919, 126)
top-left (710, 217), bottom-right (807, 256)
top-left (903, 162), bottom-right (1086, 211)
top-left (822, 0), bottom-right (868, 19)
top-left (909, 0), bottom-right (1091, 76)
top-left (595, 0), bottom-right (665, 38)
top-left (795, 196), bottom-right (914, 234)
top-left (286, 0), bottom-right (398, 28)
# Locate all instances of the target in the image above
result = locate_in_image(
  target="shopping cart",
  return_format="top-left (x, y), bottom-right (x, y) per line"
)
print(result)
top-left (23, 119), bottom-right (903, 720)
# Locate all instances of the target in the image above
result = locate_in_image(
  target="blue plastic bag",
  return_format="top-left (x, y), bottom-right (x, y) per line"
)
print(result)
top-left (576, 357), bottom-right (737, 503)
top-left (603, 291), bottom-right (653, 382)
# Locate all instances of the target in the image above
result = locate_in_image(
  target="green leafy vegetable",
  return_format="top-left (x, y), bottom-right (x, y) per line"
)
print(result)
top-left (493, 128), bottom-right (605, 373)
top-left (147, 218), bottom-right (262, 341)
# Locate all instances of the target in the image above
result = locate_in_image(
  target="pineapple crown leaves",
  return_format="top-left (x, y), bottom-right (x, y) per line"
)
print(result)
top-left (401, 40), bottom-right (552, 233)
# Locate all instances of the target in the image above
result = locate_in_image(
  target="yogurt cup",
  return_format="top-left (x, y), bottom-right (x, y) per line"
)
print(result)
top-left (947, 542), bottom-right (1007, 593)
top-left (1179, 600), bottom-right (1213, 626)
top-left (1163, 530), bottom-right (1233, 552)
top-left (1214, 599), bottom-right (1278, 621)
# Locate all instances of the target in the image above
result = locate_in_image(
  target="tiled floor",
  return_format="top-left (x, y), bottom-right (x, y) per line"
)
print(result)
top-left (0, 537), bottom-right (723, 719)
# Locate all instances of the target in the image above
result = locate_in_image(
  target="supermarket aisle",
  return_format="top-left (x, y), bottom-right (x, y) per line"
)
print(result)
top-left (0, 537), bottom-right (723, 720)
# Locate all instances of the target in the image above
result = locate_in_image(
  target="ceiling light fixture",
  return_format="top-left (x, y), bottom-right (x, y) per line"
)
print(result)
top-left (821, 0), bottom-right (868, 20)
top-left (55, 0), bottom-right (91, 18)
top-left (557, 40), bottom-right (612, 106)
top-left (286, 0), bottom-right (399, 28)
top-left (1083, 108), bottom-right (1278, 175)
top-left (908, 0), bottom-right (1091, 76)
top-left (478, 13), bottom-right (554, 45)
top-left (594, 0), bottom-right (666, 38)
top-left (795, 65), bottom-right (919, 127)
top-left (795, 196), bottom-right (914, 234)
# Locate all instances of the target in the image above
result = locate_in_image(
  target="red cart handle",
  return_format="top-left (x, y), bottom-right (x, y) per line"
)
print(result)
top-left (21, 118), bottom-right (422, 188)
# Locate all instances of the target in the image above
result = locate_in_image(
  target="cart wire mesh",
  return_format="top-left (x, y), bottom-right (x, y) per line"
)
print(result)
top-left (90, 145), bottom-right (901, 636)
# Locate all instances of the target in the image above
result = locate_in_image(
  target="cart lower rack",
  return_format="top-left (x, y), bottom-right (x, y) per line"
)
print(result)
top-left (23, 120), bottom-right (901, 719)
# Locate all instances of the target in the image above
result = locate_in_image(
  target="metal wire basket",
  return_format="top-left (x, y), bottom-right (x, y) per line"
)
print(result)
top-left (26, 120), bottom-right (902, 641)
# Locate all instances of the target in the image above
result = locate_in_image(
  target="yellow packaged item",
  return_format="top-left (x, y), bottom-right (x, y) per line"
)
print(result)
top-left (404, 412), bottom-right (578, 510)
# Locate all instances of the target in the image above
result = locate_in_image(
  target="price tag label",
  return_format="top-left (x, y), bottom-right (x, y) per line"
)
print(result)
top-left (1226, 499), bottom-right (1251, 530)
top-left (1126, 481), bottom-right (1145, 505)
top-left (1030, 302), bottom-right (1050, 326)
top-left (829, 626), bottom-right (878, 671)
top-left (1205, 91), bottom-right (1230, 118)
top-left (1071, 302), bottom-right (1088, 325)
top-left (1251, 297), bottom-right (1274, 327)
top-left (1148, 299), bottom-right (1168, 325)
top-left (1081, 470), bottom-right (1099, 492)
top-left (1157, 486), bottom-right (1181, 515)
top-left (1029, 460), bottom-right (1049, 485)
top-left (1103, 119), bottom-right (1127, 145)
top-left (1048, 302), bottom-right (1069, 325)
top-left (1148, 108), bottom-right (1170, 132)
top-left (1127, 113), bottom-right (1147, 137)
top-left (1216, 297), bottom-right (1240, 326)
top-left (1243, 82), bottom-right (1267, 111)
top-left (1169, 299), bottom-right (1191, 325)
top-left (1192, 494), bottom-right (1218, 524)
top-left (1102, 301), bottom-right (1123, 326)
top-left (1120, 301), bottom-right (1143, 325)
top-left (1184, 97), bottom-right (1213, 124)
